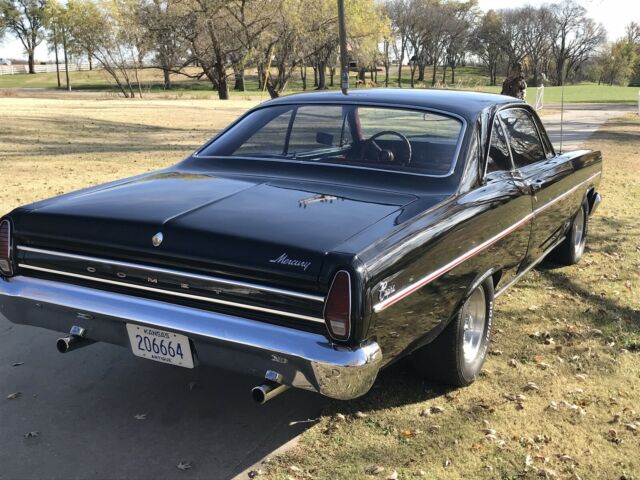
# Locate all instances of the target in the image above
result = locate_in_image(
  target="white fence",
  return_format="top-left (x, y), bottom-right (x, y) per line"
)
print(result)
top-left (0, 62), bottom-right (94, 75)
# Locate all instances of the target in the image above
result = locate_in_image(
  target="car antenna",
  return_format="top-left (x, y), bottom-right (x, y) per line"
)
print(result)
top-left (559, 72), bottom-right (565, 154)
top-left (338, 0), bottom-right (349, 95)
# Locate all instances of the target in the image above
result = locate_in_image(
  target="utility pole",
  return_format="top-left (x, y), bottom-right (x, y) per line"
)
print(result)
top-left (337, 0), bottom-right (349, 94)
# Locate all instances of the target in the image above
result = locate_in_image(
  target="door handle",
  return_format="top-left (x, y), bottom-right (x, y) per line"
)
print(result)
top-left (531, 180), bottom-right (543, 193)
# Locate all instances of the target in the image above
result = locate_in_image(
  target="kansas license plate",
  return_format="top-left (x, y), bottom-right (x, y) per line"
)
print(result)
top-left (126, 324), bottom-right (194, 369)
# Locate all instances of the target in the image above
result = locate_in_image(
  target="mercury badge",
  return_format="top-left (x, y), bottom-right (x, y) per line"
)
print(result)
top-left (152, 232), bottom-right (164, 247)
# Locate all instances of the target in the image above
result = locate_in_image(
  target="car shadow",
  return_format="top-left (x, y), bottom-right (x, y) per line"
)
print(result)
top-left (0, 319), bottom-right (327, 480)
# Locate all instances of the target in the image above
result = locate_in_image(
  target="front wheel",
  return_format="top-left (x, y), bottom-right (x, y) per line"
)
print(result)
top-left (410, 277), bottom-right (494, 387)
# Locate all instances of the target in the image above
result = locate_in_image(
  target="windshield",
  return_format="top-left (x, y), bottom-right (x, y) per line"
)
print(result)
top-left (198, 104), bottom-right (464, 176)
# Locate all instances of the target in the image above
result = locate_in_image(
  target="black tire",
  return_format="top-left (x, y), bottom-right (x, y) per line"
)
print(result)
top-left (549, 199), bottom-right (588, 266)
top-left (410, 277), bottom-right (494, 387)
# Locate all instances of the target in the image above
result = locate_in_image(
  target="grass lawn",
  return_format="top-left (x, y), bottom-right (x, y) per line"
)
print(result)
top-left (1, 66), bottom-right (638, 104)
top-left (0, 97), bottom-right (638, 479)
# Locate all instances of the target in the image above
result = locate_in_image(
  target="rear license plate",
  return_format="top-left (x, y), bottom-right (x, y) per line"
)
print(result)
top-left (126, 324), bottom-right (194, 369)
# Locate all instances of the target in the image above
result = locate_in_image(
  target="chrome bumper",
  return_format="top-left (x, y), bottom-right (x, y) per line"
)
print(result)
top-left (0, 276), bottom-right (382, 400)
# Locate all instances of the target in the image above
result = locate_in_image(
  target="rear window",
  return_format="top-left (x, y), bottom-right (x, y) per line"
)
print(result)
top-left (198, 104), bottom-right (464, 176)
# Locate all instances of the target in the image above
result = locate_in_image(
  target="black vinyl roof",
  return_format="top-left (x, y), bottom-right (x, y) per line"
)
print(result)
top-left (263, 88), bottom-right (524, 121)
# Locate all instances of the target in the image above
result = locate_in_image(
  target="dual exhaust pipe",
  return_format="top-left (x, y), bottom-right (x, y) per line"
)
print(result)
top-left (56, 325), bottom-right (94, 354)
top-left (57, 326), bottom-right (289, 404)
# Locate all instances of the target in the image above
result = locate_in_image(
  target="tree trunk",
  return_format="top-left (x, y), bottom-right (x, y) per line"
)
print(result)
top-left (163, 69), bottom-right (172, 89)
top-left (397, 44), bottom-right (405, 87)
top-left (442, 64), bottom-right (447, 84)
top-left (431, 63), bottom-right (437, 87)
top-left (418, 63), bottom-right (426, 82)
top-left (28, 52), bottom-right (35, 74)
top-left (451, 66), bottom-right (456, 84)
top-left (88, 53), bottom-right (93, 70)
top-left (317, 61), bottom-right (327, 90)
top-left (384, 65), bottom-right (389, 87)
top-left (357, 67), bottom-right (366, 87)
top-left (300, 64), bottom-right (307, 90)
top-left (313, 64), bottom-right (318, 87)
top-left (62, 31), bottom-right (70, 91)
top-left (329, 67), bottom-right (335, 87)
top-left (233, 66), bottom-right (245, 91)
top-left (53, 29), bottom-right (61, 89)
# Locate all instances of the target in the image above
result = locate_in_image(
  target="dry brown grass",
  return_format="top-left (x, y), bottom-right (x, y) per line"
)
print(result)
top-left (260, 115), bottom-right (640, 480)
top-left (0, 97), bottom-right (258, 214)
top-left (0, 98), bottom-right (638, 480)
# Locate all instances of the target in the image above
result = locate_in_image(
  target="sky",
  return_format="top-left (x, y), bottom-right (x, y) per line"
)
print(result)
top-left (1, 0), bottom-right (639, 61)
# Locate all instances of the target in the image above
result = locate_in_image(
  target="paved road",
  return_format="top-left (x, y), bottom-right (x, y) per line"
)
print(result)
top-left (540, 103), bottom-right (636, 151)
top-left (0, 102), bottom-right (634, 480)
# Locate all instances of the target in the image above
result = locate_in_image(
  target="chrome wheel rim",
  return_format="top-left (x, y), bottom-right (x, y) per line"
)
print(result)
top-left (572, 208), bottom-right (586, 257)
top-left (462, 288), bottom-right (487, 365)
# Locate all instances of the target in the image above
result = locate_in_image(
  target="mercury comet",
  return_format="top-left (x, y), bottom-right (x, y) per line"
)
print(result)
top-left (0, 89), bottom-right (602, 402)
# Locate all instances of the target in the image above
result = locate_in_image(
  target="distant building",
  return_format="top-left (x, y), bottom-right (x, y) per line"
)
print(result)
top-left (0, 59), bottom-right (12, 66)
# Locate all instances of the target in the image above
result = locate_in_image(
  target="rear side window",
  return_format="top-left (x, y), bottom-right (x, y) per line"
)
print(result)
top-left (499, 109), bottom-right (546, 168)
top-left (486, 119), bottom-right (512, 173)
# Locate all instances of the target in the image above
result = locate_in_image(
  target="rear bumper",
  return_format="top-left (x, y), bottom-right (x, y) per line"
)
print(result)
top-left (0, 276), bottom-right (382, 400)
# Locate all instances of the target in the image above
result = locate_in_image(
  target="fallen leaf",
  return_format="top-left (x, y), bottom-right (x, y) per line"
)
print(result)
top-left (523, 382), bottom-right (540, 392)
top-left (482, 428), bottom-right (496, 435)
top-left (558, 454), bottom-right (575, 463)
top-left (177, 461), bottom-right (192, 471)
top-left (624, 423), bottom-right (638, 433)
top-left (401, 430), bottom-right (415, 438)
top-left (428, 424), bottom-right (441, 433)
top-left (365, 465), bottom-right (385, 475)
top-left (7, 392), bottom-right (21, 400)
top-left (508, 359), bottom-right (518, 367)
top-left (355, 411), bottom-right (367, 419)
top-left (385, 470), bottom-right (398, 480)
top-left (489, 350), bottom-right (503, 356)
top-left (444, 458), bottom-right (451, 468)
top-left (11, 362), bottom-right (24, 367)
top-left (609, 414), bottom-right (621, 424)
top-left (134, 413), bottom-right (147, 420)
top-left (288, 466), bottom-right (302, 473)
top-left (575, 374), bottom-right (587, 381)
top-left (537, 362), bottom-right (551, 370)
top-left (24, 431), bottom-right (40, 438)
top-left (247, 470), bottom-right (262, 478)
top-left (417, 470), bottom-right (426, 477)
top-left (547, 401), bottom-right (559, 411)
top-left (430, 406), bottom-right (444, 414)
top-left (335, 413), bottom-right (346, 421)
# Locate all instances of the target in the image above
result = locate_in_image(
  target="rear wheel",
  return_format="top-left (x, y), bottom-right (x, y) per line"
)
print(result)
top-left (410, 278), bottom-right (494, 387)
top-left (549, 199), bottom-right (588, 266)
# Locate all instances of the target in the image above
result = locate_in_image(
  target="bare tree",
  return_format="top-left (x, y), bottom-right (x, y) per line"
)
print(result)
top-left (520, 5), bottom-right (554, 86)
top-left (550, 0), bottom-right (606, 85)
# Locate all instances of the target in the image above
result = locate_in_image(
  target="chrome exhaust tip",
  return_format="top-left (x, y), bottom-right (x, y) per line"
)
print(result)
top-left (251, 381), bottom-right (290, 405)
top-left (56, 327), bottom-right (94, 353)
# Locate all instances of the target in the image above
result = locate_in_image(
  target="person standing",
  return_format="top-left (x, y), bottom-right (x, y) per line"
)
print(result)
top-left (501, 62), bottom-right (527, 99)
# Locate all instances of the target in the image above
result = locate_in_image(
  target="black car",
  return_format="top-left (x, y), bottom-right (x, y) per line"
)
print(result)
top-left (0, 89), bottom-right (602, 402)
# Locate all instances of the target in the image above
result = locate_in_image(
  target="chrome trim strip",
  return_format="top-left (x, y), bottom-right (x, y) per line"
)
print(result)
top-left (17, 264), bottom-right (326, 324)
top-left (373, 171), bottom-right (601, 312)
top-left (494, 235), bottom-right (566, 298)
top-left (16, 246), bottom-right (324, 303)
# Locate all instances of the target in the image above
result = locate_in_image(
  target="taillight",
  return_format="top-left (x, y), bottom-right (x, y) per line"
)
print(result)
top-left (0, 219), bottom-right (13, 276)
top-left (323, 270), bottom-right (352, 341)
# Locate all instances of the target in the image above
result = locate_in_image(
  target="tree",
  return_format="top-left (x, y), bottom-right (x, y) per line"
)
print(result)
top-left (596, 38), bottom-right (638, 86)
top-left (626, 22), bottom-right (640, 86)
top-left (519, 5), bottom-right (554, 86)
top-left (66, 0), bottom-right (146, 98)
top-left (550, 0), bottom-right (606, 85)
top-left (471, 10), bottom-right (503, 86)
top-left (0, 0), bottom-right (47, 73)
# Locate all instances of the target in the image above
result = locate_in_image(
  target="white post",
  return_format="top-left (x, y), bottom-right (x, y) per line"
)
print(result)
top-left (535, 85), bottom-right (544, 110)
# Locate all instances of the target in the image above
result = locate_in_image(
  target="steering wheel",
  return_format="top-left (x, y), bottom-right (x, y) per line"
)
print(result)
top-left (360, 130), bottom-right (412, 166)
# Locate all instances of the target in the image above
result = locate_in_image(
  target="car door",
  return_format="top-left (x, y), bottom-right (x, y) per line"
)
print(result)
top-left (479, 115), bottom-right (533, 288)
top-left (498, 107), bottom-right (574, 264)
